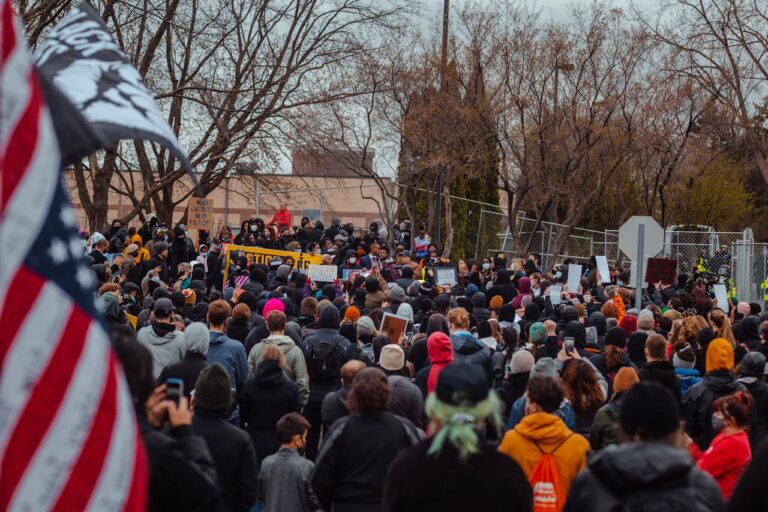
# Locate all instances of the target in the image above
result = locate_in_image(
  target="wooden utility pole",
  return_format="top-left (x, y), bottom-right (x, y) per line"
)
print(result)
top-left (433, 0), bottom-right (449, 247)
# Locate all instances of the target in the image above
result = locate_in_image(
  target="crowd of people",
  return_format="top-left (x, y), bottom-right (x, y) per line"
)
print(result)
top-left (83, 210), bottom-right (768, 511)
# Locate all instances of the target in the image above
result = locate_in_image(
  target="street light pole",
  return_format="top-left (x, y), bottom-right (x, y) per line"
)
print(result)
top-left (433, 0), bottom-right (449, 247)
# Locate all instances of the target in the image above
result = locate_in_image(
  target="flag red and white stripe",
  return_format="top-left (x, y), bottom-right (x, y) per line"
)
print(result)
top-left (0, 1), bottom-right (147, 510)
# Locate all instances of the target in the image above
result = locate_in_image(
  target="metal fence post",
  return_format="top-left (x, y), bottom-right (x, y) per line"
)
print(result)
top-left (475, 209), bottom-right (484, 260)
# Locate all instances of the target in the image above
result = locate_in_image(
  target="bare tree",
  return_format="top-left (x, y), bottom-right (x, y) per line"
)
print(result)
top-left (22, 0), bottom-right (406, 231)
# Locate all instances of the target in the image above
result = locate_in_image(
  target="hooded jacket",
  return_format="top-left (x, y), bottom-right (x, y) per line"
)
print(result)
top-left (499, 412), bottom-right (589, 498)
top-left (470, 292), bottom-right (491, 324)
top-left (450, 331), bottom-right (493, 379)
top-left (683, 338), bottom-right (746, 450)
top-left (137, 322), bottom-right (187, 378)
top-left (639, 360), bottom-right (681, 399)
top-left (239, 360), bottom-right (300, 463)
top-left (207, 331), bottom-right (248, 390)
top-left (420, 332), bottom-right (454, 396)
top-left (486, 269), bottom-right (517, 304)
top-left (511, 277), bottom-right (533, 309)
top-left (247, 334), bottom-right (309, 407)
top-left (157, 322), bottom-right (209, 396)
top-left (734, 316), bottom-right (761, 351)
top-left (564, 442), bottom-right (725, 512)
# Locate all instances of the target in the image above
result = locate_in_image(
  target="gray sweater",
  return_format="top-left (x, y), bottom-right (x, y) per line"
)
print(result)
top-left (257, 447), bottom-right (318, 512)
top-left (137, 323), bottom-right (186, 378)
top-left (248, 334), bottom-right (309, 407)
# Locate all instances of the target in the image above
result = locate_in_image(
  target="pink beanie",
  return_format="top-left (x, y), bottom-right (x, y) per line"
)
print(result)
top-left (263, 298), bottom-right (285, 317)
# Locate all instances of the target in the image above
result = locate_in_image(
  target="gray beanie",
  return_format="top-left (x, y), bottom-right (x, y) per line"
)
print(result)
top-left (357, 316), bottom-right (376, 336)
top-left (510, 349), bottom-right (535, 374)
top-left (277, 264), bottom-right (292, 279)
top-left (530, 357), bottom-right (558, 379)
top-left (388, 284), bottom-right (405, 303)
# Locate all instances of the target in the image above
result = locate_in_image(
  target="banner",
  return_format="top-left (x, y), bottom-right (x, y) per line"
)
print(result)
top-left (187, 197), bottom-right (214, 231)
top-left (223, 245), bottom-right (323, 285)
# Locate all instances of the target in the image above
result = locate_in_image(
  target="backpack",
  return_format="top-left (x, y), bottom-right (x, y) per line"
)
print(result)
top-left (306, 337), bottom-right (343, 382)
top-left (529, 434), bottom-right (572, 512)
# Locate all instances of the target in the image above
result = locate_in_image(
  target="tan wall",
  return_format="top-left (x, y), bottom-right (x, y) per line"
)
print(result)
top-left (63, 171), bottom-right (394, 232)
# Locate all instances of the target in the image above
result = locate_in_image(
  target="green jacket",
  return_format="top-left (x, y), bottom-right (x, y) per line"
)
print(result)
top-left (590, 395), bottom-right (625, 450)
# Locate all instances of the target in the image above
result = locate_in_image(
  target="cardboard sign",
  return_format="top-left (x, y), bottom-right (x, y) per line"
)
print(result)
top-left (308, 264), bottom-right (338, 283)
top-left (595, 256), bottom-right (611, 284)
top-left (187, 197), bottom-right (214, 231)
top-left (380, 313), bottom-right (409, 343)
top-left (434, 267), bottom-right (458, 286)
top-left (567, 264), bottom-right (583, 294)
top-left (713, 283), bottom-right (729, 313)
top-left (549, 285), bottom-right (562, 305)
top-left (644, 258), bottom-right (678, 285)
top-left (222, 245), bottom-right (323, 285)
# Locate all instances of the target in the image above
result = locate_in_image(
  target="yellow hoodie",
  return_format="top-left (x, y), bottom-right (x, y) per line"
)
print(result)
top-left (705, 337), bottom-right (734, 373)
top-left (126, 234), bottom-right (150, 264)
top-left (499, 412), bottom-right (589, 498)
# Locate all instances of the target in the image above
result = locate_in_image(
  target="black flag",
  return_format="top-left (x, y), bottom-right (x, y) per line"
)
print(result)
top-left (34, 1), bottom-right (193, 173)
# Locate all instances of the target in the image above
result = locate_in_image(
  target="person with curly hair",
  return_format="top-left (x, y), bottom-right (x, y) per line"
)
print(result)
top-left (562, 359), bottom-right (606, 437)
top-left (311, 368), bottom-right (421, 512)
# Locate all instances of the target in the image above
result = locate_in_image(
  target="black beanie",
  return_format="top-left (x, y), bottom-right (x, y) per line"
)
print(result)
top-left (604, 327), bottom-right (628, 349)
top-left (563, 321), bottom-right (587, 348)
top-left (194, 364), bottom-right (232, 411)
top-left (436, 363), bottom-right (489, 406)
top-left (620, 381), bottom-right (680, 440)
top-left (170, 291), bottom-right (185, 309)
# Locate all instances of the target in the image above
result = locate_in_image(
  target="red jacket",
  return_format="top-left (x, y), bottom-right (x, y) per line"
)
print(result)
top-left (689, 430), bottom-right (751, 500)
top-left (269, 208), bottom-right (292, 228)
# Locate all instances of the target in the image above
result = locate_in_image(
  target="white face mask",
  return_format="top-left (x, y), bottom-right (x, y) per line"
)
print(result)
top-left (349, 257), bottom-right (357, 264)
top-left (250, 225), bottom-right (257, 232)
top-left (314, 249), bottom-right (321, 254)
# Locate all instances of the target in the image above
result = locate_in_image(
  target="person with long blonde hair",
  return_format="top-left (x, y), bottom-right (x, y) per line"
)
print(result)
top-left (709, 309), bottom-right (736, 347)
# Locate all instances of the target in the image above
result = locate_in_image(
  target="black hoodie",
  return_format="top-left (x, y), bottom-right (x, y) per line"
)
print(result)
top-left (565, 442), bottom-right (724, 512)
top-left (639, 360), bottom-right (681, 400)
top-left (486, 269), bottom-right (517, 304)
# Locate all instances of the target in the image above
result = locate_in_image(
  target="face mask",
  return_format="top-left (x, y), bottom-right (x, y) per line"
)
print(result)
top-left (482, 262), bottom-right (490, 271)
top-left (349, 257), bottom-right (357, 264)
top-left (533, 288), bottom-right (541, 297)
top-left (617, 280), bottom-right (625, 287)
top-left (555, 271), bottom-right (562, 279)
top-left (221, 235), bottom-right (230, 242)
top-left (314, 249), bottom-right (321, 254)
top-left (711, 414), bottom-right (726, 432)
top-left (250, 225), bottom-right (257, 232)
top-left (151, 276), bottom-right (161, 283)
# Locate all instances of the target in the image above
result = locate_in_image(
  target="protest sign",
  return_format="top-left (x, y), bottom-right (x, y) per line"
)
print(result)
top-left (567, 264), bottom-right (583, 294)
top-left (595, 256), bottom-right (611, 284)
top-left (187, 197), bottom-right (214, 231)
top-left (434, 267), bottom-right (458, 286)
top-left (308, 264), bottom-right (338, 283)
top-left (645, 258), bottom-right (677, 285)
top-left (549, 285), bottom-right (562, 305)
top-left (713, 283), bottom-right (729, 313)
top-left (380, 313), bottom-right (409, 343)
top-left (222, 245), bottom-right (322, 285)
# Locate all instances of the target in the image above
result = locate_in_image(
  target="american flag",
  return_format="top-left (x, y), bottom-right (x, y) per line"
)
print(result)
top-left (0, 1), bottom-right (146, 510)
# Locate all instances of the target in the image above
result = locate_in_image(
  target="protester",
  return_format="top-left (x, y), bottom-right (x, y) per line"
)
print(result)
top-left (302, 305), bottom-right (360, 460)
top-left (673, 341), bottom-right (702, 397)
top-left (683, 338), bottom-right (746, 450)
top-left (158, 322), bottom-right (209, 397)
top-left (686, 391), bottom-right (753, 500)
top-left (191, 364), bottom-right (258, 512)
top-left (239, 345), bottom-right (300, 468)
top-left (562, 359), bottom-right (605, 438)
top-left (737, 351), bottom-right (768, 447)
top-left (589, 366), bottom-right (639, 450)
top-left (499, 376), bottom-right (590, 506)
top-left (114, 333), bottom-right (219, 511)
top-left (137, 297), bottom-right (187, 378)
top-left (321, 359), bottom-right (367, 431)
top-left (414, 331), bottom-right (454, 398)
top-left (639, 333), bottom-right (680, 398)
top-left (448, 307), bottom-right (492, 379)
top-left (383, 364), bottom-right (533, 512)
top-left (378, 344), bottom-right (424, 427)
top-left (311, 368), bottom-right (422, 512)
top-left (247, 309), bottom-right (309, 407)
top-left (565, 382), bottom-right (725, 511)
top-left (257, 413), bottom-right (318, 512)
top-left (207, 300), bottom-right (248, 395)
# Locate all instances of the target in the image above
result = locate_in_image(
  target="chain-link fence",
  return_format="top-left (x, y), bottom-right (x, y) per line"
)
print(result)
top-left (732, 242), bottom-right (768, 304)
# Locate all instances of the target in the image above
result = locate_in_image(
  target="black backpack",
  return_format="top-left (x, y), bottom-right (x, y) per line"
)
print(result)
top-left (306, 337), bottom-right (344, 382)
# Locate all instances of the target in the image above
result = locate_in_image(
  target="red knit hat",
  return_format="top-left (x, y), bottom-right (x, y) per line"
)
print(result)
top-left (619, 314), bottom-right (637, 335)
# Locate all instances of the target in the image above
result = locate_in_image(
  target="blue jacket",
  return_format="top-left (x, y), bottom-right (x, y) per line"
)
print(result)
top-left (675, 367), bottom-right (702, 397)
top-left (208, 331), bottom-right (248, 390)
top-left (506, 395), bottom-right (576, 431)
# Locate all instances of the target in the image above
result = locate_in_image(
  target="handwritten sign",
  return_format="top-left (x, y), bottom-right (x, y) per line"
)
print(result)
top-left (434, 267), bottom-right (458, 286)
top-left (380, 313), bottom-right (409, 343)
top-left (187, 197), bottom-right (214, 231)
top-left (308, 264), bottom-right (338, 283)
